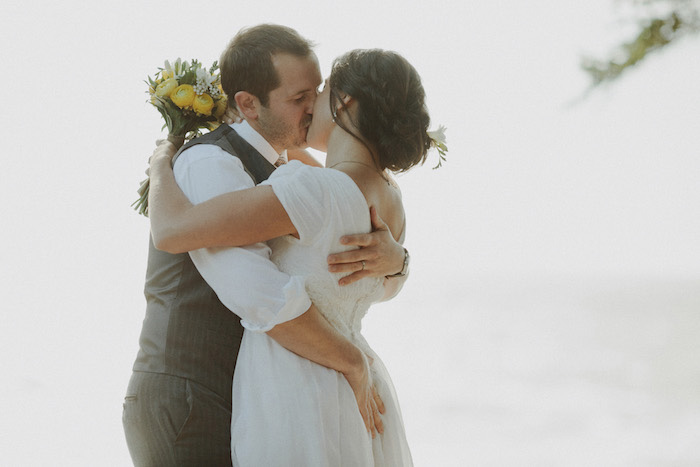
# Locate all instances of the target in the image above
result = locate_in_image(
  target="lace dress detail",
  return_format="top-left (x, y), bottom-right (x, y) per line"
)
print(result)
top-left (230, 161), bottom-right (413, 466)
top-left (269, 231), bottom-right (384, 355)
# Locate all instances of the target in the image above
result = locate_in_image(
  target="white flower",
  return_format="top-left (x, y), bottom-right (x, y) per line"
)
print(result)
top-left (173, 58), bottom-right (183, 75)
top-left (427, 125), bottom-right (448, 169)
top-left (194, 68), bottom-right (219, 96)
top-left (196, 68), bottom-right (214, 86)
top-left (427, 125), bottom-right (447, 147)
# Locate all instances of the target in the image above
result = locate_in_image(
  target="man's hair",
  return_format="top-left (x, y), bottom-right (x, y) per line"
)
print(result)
top-left (220, 24), bottom-right (314, 107)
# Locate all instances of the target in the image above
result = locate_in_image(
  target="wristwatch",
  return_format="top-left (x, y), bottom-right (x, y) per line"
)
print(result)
top-left (386, 247), bottom-right (410, 278)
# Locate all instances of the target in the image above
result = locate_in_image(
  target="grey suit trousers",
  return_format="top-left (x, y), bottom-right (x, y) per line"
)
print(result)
top-left (122, 372), bottom-right (232, 466)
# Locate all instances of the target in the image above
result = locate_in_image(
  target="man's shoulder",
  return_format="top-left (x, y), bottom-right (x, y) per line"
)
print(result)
top-left (175, 143), bottom-right (242, 168)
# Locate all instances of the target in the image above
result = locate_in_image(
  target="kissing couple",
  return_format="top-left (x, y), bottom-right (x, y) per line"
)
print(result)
top-left (124, 23), bottom-right (439, 466)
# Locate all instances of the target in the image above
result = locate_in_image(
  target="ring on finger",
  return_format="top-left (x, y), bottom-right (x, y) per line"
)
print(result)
top-left (361, 260), bottom-right (366, 271)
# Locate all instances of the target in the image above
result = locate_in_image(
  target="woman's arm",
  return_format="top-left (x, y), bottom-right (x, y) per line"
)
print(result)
top-left (148, 141), bottom-right (297, 253)
top-left (287, 148), bottom-right (324, 167)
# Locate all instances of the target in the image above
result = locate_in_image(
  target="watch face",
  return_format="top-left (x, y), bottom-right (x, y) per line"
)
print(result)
top-left (400, 249), bottom-right (409, 275)
top-left (387, 248), bottom-right (409, 278)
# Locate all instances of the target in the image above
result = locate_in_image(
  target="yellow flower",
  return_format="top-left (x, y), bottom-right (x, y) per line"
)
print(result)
top-left (155, 78), bottom-right (179, 98)
top-left (161, 69), bottom-right (173, 80)
top-left (171, 84), bottom-right (195, 109)
top-left (213, 96), bottom-right (227, 118)
top-left (193, 93), bottom-right (214, 116)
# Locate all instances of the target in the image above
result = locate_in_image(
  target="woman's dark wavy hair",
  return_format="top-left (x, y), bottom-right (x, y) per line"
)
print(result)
top-left (329, 49), bottom-right (431, 173)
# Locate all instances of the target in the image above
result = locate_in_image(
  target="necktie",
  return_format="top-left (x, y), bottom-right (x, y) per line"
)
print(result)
top-left (274, 156), bottom-right (287, 167)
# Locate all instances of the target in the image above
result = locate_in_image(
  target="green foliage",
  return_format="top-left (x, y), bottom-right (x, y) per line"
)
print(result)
top-left (582, 0), bottom-right (700, 86)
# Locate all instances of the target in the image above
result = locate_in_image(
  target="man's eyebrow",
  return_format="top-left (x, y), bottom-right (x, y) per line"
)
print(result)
top-left (287, 89), bottom-right (315, 99)
top-left (288, 88), bottom-right (316, 98)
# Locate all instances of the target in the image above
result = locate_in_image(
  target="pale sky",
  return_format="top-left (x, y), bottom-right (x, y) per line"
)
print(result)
top-left (1, 0), bottom-right (699, 464)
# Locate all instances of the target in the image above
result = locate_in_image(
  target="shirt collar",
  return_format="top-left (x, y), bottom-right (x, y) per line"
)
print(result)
top-left (231, 120), bottom-right (287, 165)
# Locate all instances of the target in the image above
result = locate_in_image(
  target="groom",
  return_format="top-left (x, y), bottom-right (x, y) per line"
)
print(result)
top-left (123, 24), bottom-right (408, 466)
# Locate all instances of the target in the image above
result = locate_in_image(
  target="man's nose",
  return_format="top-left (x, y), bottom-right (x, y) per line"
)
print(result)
top-left (306, 94), bottom-right (317, 114)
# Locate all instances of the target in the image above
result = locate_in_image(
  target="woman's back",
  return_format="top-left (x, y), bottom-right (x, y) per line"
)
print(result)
top-left (263, 161), bottom-right (386, 340)
top-left (233, 160), bottom-right (413, 466)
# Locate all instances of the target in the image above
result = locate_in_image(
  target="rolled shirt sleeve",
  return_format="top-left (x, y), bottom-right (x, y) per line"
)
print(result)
top-left (172, 144), bottom-right (311, 332)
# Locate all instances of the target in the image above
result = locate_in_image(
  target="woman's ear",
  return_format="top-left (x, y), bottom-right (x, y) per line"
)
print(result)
top-left (234, 91), bottom-right (260, 120)
top-left (335, 94), bottom-right (354, 115)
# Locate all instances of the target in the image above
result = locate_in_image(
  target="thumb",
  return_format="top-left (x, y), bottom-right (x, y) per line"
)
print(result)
top-left (369, 206), bottom-right (389, 232)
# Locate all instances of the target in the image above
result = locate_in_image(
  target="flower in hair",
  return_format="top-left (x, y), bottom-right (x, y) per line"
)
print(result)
top-left (427, 125), bottom-right (448, 169)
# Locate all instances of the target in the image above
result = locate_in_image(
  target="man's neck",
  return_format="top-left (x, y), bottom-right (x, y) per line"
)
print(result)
top-left (233, 120), bottom-right (286, 165)
top-left (245, 118), bottom-right (284, 154)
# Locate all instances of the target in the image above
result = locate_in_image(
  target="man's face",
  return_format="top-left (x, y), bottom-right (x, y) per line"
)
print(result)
top-left (256, 52), bottom-right (322, 152)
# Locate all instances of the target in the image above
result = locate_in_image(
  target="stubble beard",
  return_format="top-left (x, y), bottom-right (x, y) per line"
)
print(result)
top-left (258, 111), bottom-right (310, 151)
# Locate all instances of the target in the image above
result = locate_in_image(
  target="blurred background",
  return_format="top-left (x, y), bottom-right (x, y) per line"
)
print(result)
top-left (1, 0), bottom-right (698, 464)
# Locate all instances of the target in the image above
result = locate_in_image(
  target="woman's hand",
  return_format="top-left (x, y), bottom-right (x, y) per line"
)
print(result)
top-left (287, 148), bottom-right (324, 167)
top-left (150, 139), bottom-right (178, 169)
top-left (223, 106), bottom-right (242, 124)
top-left (343, 354), bottom-right (385, 438)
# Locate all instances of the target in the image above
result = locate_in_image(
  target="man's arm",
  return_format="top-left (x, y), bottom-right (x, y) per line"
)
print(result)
top-left (267, 304), bottom-right (384, 436)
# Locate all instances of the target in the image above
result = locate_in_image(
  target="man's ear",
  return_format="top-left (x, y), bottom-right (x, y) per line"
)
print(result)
top-left (234, 91), bottom-right (260, 120)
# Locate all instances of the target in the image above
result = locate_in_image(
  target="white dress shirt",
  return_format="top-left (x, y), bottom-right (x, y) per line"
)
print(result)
top-left (172, 121), bottom-right (309, 332)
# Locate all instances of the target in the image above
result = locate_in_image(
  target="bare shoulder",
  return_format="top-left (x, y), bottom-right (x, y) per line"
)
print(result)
top-left (370, 179), bottom-right (406, 241)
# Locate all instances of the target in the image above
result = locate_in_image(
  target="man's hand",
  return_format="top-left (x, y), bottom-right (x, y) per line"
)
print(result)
top-left (343, 354), bottom-right (385, 438)
top-left (268, 305), bottom-right (385, 436)
top-left (327, 207), bottom-right (405, 286)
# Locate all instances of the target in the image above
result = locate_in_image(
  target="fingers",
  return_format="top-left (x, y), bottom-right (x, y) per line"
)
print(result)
top-left (339, 233), bottom-right (375, 247)
top-left (328, 255), bottom-right (374, 273)
top-left (372, 384), bottom-right (386, 415)
top-left (328, 262), bottom-right (366, 274)
top-left (328, 248), bottom-right (378, 266)
top-left (338, 208), bottom-right (388, 247)
top-left (371, 396), bottom-right (383, 435)
top-left (337, 270), bottom-right (371, 286)
top-left (150, 141), bottom-right (177, 162)
top-left (224, 107), bottom-right (242, 124)
top-left (369, 206), bottom-right (389, 231)
top-left (361, 396), bottom-right (372, 436)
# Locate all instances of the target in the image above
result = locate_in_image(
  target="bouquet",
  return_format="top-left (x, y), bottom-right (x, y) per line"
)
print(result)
top-left (132, 58), bottom-right (228, 216)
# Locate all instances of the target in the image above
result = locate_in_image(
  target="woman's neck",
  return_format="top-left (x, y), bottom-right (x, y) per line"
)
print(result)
top-left (324, 127), bottom-right (379, 172)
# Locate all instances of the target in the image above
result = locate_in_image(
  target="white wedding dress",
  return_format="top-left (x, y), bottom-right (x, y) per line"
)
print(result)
top-left (231, 161), bottom-right (413, 466)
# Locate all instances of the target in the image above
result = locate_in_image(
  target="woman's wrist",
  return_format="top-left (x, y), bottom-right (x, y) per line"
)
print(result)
top-left (150, 151), bottom-right (174, 173)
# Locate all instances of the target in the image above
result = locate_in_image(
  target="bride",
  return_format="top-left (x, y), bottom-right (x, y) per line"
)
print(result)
top-left (148, 49), bottom-right (435, 466)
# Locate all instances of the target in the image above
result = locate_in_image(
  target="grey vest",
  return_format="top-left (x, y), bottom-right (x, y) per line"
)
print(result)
top-left (132, 124), bottom-right (276, 403)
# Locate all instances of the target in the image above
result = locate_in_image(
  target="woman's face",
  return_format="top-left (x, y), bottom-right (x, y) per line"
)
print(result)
top-left (306, 79), bottom-right (334, 153)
